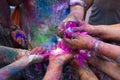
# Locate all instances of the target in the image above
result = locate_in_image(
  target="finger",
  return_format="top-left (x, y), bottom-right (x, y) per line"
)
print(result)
top-left (72, 27), bottom-right (84, 32)
top-left (64, 53), bottom-right (75, 62)
top-left (33, 48), bottom-right (41, 55)
top-left (31, 47), bottom-right (40, 54)
top-left (58, 22), bottom-right (65, 30)
top-left (56, 29), bottom-right (64, 38)
top-left (64, 38), bottom-right (73, 45)
top-left (71, 33), bottom-right (79, 39)
top-left (78, 20), bottom-right (85, 26)
top-left (37, 48), bottom-right (46, 55)
top-left (35, 48), bottom-right (42, 55)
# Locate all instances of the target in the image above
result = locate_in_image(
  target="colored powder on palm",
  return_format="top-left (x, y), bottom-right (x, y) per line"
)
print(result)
top-left (64, 21), bottom-right (89, 67)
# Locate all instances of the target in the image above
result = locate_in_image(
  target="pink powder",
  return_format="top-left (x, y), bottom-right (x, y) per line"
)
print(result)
top-left (64, 21), bottom-right (89, 67)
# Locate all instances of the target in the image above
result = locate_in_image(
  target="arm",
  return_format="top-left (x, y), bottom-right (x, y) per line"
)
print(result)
top-left (70, 60), bottom-right (98, 80)
top-left (0, 54), bottom-right (44, 80)
top-left (96, 40), bottom-right (120, 61)
top-left (0, 56), bottom-right (31, 80)
top-left (64, 34), bottom-right (120, 62)
top-left (0, 45), bottom-right (47, 64)
top-left (43, 62), bottom-right (62, 80)
top-left (0, 46), bottom-right (29, 63)
top-left (92, 24), bottom-right (120, 41)
top-left (79, 65), bottom-right (98, 80)
top-left (57, 0), bottom-right (93, 37)
top-left (73, 21), bottom-right (120, 41)
top-left (43, 41), bottom-right (76, 80)
top-left (88, 54), bottom-right (120, 80)
top-left (43, 53), bottom-right (73, 80)
top-left (0, 47), bottom-right (47, 80)
top-left (69, 0), bottom-right (93, 20)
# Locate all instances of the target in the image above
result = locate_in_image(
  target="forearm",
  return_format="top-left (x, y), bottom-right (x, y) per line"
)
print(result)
top-left (0, 56), bottom-right (31, 80)
top-left (93, 24), bottom-right (120, 41)
top-left (70, 0), bottom-right (93, 20)
top-left (43, 63), bottom-right (62, 80)
top-left (0, 46), bottom-right (29, 63)
top-left (79, 65), bottom-right (98, 80)
top-left (70, 60), bottom-right (98, 80)
top-left (70, 5), bottom-right (85, 20)
top-left (97, 41), bottom-right (120, 60)
top-left (88, 55), bottom-right (120, 80)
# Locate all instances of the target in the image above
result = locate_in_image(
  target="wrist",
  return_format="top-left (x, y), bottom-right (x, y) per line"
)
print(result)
top-left (69, 0), bottom-right (87, 7)
top-left (92, 25), bottom-right (106, 34)
top-left (47, 62), bottom-right (63, 73)
top-left (49, 59), bottom-right (64, 67)
top-left (69, 11), bottom-right (83, 20)
top-left (63, 11), bottom-right (83, 22)
top-left (87, 24), bottom-right (97, 34)
top-left (28, 55), bottom-right (44, 64)
top-left (44, 62), bottom-right (62, 80)
top-left (87, 38), bottom-right (97, 50)
top-left (56, 29), bottom-right (64, 38)
top-left (19, 56), bottom-right (31, 65)
top-left (49, 62), bottom-right (62, 68)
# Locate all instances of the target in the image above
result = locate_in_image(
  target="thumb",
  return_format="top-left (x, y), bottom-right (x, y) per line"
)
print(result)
top-left (58, 22), bottom-right (65, 30)
top-left (63, 37), bottom-right (73, 45)
top-left (72, 27), bottom-right (84, 32)
top-left (78, 20), bottom-right (85, 25)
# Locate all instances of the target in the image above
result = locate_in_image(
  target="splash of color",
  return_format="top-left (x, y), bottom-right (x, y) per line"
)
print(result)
top-left (64, 21), bottom-right (89, 67)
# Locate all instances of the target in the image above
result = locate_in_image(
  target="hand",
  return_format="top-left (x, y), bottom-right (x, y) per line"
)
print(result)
top-left (72, 20), bottom-right (106, 37)
top-left (11, 29), bottom-right (26, 46)
top-left (72, 20), bottom-right (95, 34)
top-left (49, 41), bottom-right (77, 66)
top-left (57, 12), bottom-right (81, 38)
top-left (28, 47), bottom-right (49, 64)
top-left (64, 33), bottom-right (96, 50)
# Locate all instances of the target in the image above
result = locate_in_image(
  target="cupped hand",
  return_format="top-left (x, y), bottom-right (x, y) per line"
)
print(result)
top-left (57, 13), bottom-right (81, 38)
top-left (49, 40), bottom-right (78, 65)
top-left (64, 33), bottom-right (96, 50)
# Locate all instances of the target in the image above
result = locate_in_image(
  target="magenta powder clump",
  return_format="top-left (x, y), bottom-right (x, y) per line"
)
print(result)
top-left (65, 21), bottom-right (78, 38)
top-left (64, 21), bottom-right (89, 67)
top-left (64, 21), bottom-right (88, 38)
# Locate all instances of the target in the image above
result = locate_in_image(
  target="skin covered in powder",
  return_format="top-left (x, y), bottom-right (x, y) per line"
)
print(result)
top-left (43, 40), bottom-right (77, 80)
top-left (0, 46), bottom-right (18, 64)
top-left (64, 21), bottom-right (89, 67)
top-left (65, 21), bottom-right (88, 38)
top-left (0, 46), bottom-right (48, 80)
